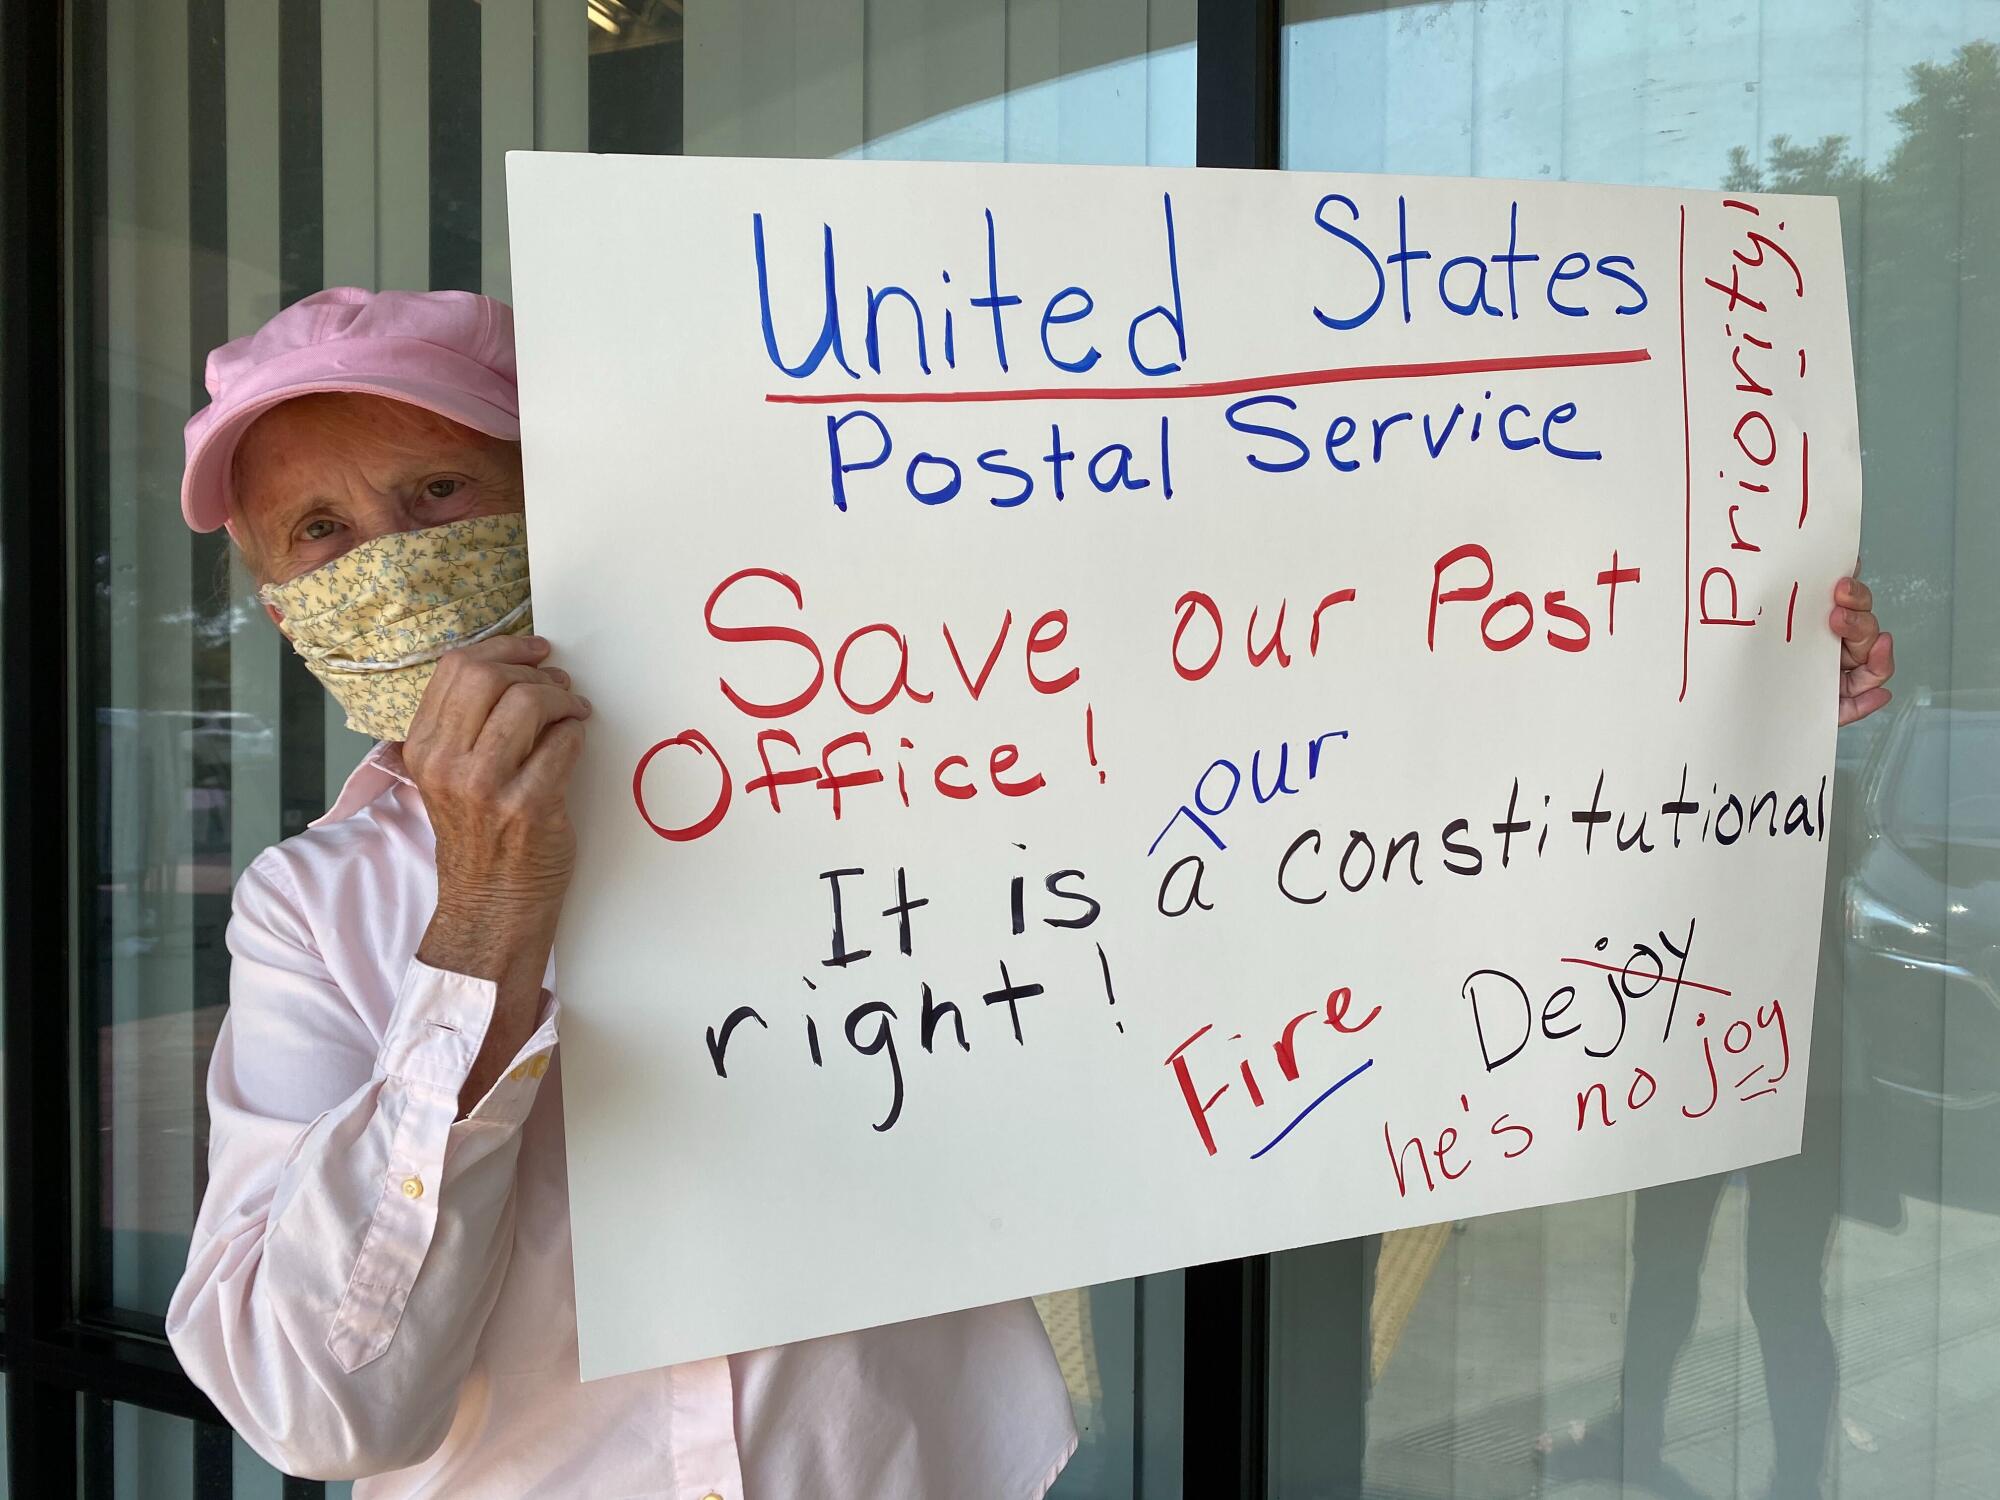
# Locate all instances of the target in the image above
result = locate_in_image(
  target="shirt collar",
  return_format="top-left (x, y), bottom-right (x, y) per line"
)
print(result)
top-left (311, 740), bottom-right (416, 827)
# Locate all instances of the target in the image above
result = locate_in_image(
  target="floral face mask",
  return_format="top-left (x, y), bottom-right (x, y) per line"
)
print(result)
top-left (259, 513), bottom-right (533, 741)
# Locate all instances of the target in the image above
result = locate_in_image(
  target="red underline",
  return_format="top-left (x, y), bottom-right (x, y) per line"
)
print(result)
top-left (1559, 956), bottom-right (1732, 998)
top-left (764, 346), bottom-right (1653, 406)
top-left (1678, 203), bottom-right (1692, 704)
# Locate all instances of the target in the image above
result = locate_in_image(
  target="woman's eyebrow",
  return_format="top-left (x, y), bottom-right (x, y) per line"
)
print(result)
top-left (255, 494), bottom-right (320, 537)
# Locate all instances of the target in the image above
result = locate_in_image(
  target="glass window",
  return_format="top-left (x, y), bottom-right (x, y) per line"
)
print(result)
top-left (70, 0), bottom-right (1190, 1492)
top-left (1277, 3), bottom-right (2000, 1497)
top-left (682, 0), bottom-right (1194, 164)
top-left (73, 1398), bottom-right (346, 1499)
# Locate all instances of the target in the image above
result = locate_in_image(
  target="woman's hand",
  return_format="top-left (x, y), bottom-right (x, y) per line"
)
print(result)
top-left (1831, 575), bottom-right (1895, 726)
top-left (401, 634), bottom-right (591, 1112)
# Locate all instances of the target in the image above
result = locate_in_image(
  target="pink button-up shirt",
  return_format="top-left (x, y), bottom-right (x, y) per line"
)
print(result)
top-left (167, 743), bottom-right (1077, 1498)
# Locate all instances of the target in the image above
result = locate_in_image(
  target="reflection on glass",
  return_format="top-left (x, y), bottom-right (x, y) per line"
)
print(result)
top-left (1278, 4), bottom-right (2000, 1498)
top-left (74, 1398), bottom-right (314, 1498)
top-left (95, 1400), bottom-right (189, 1497)
top-left (684, 0), bottom-right (1194, 163)
top-left (1041, 1274), bottom-right (1186, 1499)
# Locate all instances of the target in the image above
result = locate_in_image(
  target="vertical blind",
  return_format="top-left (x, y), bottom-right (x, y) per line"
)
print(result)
top-left (79, 0), bottom-right (600, 1326)
top-left (67, 4), bottom-right (1194, 1495)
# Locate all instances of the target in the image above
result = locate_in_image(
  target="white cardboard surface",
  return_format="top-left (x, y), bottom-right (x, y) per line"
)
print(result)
top-left (505, 153), bottom-right (1860, 1380)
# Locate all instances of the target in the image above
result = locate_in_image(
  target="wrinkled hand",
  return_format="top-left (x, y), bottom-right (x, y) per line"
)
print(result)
top-left (404, 634), bottom-right (591, 931)
top-left (1831, 575), bottom-right (1894, 727)
top-left (401, 636), bottom-right (590, 1112)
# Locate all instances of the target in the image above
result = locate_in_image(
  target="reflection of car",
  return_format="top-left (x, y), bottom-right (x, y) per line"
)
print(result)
top-left (1842, 689), bottom-right (2000, 1213)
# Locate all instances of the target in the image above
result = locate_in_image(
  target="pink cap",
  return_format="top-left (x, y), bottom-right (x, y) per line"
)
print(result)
top-left (180, 286), bottom-right (520, 533)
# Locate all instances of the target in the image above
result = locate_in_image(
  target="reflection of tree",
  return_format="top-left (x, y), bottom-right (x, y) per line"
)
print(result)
top-left (1720, 40), bottom-right (1997, 294)
top-left (1725, 133), bottom-right (1866, 197)
top-left (1720, 40), bottom-right (1999, 692)
top-left (1721, 39), bottom-right (2000, 1222)
top-left (1723, 39), bottom-right (1995, 197)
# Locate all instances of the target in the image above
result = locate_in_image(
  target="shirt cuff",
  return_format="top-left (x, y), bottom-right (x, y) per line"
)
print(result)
top-left (378, 957), bottom-right (560, 1122)
top-left (377, 959), bottom-right (503, 1093)
top-left (462, 1000), bottom-right (561, 1125)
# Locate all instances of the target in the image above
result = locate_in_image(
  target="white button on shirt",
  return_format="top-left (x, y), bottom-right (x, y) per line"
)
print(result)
top-left (167, 743), bottom-right (1077, 1498)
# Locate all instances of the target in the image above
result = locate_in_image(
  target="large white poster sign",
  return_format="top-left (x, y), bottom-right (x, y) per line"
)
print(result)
top-left (506, 153), bottom-right (1859, 1380)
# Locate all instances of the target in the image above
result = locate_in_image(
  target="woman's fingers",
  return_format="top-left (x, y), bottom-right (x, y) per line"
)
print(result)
top-left (1828, 577), bottom-right (1881, 662)
top-left (1839, 683), bottom-right (1892, 726)
top-left (474, 679), bottom-right (593, 772)
top-left (515, 716), bottom-right (590, 800)
top-left (1828, 577), bottom-right (1894, 727)
top-left (1845, 630), bottom-right (1895, 694)
top-left (1831, 605), bottom-right (1879, 658)
top-left (1838, 631), bottom-right (1895, 726)
top-left (409, 636), bottom-right (561, 752)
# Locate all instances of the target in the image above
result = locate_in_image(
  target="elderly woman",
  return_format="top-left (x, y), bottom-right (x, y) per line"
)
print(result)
top-left (166, 287), bottom-right (1895, 1496)
top-left (165, 288), bottom-right (1079, 1498)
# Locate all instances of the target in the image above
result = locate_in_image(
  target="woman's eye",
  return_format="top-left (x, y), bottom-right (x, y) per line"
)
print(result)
top-left (425, 477), bottom-right (463, 500)
top-left (301, 518), bottom-right (340, 542)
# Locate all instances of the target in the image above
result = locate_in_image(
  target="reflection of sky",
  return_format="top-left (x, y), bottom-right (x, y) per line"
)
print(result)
top-left (841, 42), bottom-right (1196, 165)
top-left (1282, 0), bottom-right (1999, 188)
top-left (826, 2), bottom-right (1996, 183)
